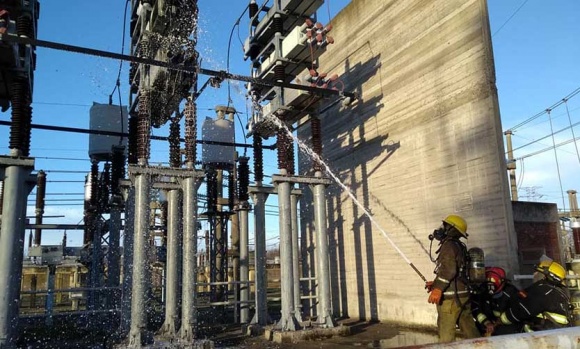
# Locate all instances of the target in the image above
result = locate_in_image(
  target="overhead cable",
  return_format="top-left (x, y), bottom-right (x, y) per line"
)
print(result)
top-left (564, 99), bottom-right (580, 166)
top-left (546, 110), bottom-right (567, 211)
top-left (506, 87), bottom-right (580, 132)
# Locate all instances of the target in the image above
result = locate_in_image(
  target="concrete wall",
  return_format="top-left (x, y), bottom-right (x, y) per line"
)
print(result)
top-left (297, 0), bottom-right (518, 326)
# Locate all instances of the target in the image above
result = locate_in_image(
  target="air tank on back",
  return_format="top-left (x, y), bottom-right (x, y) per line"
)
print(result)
top-left (89, 102), bottom-right (128, 162)
top-left (468, 247), bottom-right (486, 284)
top-left (201, 105), bottom-right (236, 169)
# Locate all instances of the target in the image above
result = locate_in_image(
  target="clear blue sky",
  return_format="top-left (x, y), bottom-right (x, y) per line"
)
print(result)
top-left (0, 1), bottom-right (578, 247)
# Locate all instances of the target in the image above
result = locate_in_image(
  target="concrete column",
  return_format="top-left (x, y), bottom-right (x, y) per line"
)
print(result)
top-left (275, 179), bottom-right (300, 331)
top-left (108, 203), bottom-right (122, 308)
top-left (313, 174), bottom-right (334, 328)
top-left (290, 191), bottom-right (303, 322)
top-left (239, 206), bottom-right (250, 323)
top-left (120, 186), bottom-right (135, 336)
top-left (504, 130), bottom-right (518, 201)
top-left (128, 173), bottom-right (152, 346)
top-left (160, 188), bottom-right (182, 336)
top-left (180, 170), bottom-right (201, 341)
top-left (45, 266), bottom-right (56, 326)
top-left (250, 190), bottom-right (269, 326)
top-left (231, 208), bottom-right (240, 322)
top-left (0, 162), bottom-right (33, 348)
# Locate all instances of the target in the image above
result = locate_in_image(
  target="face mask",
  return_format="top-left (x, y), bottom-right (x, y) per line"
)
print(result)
top-left (429, 227), bottom-right (447, 241)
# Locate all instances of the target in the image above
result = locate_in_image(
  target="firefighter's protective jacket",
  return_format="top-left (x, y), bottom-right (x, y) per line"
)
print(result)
top-left (499, 280), bottom-right (570, 331)
top-left (432, 238), bottom-right (469, 299)
top-left (472, 283), bottom-right (520, 326)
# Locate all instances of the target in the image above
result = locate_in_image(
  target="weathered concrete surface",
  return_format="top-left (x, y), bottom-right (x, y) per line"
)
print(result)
top-left (297, 0), bottom-right (518, 332)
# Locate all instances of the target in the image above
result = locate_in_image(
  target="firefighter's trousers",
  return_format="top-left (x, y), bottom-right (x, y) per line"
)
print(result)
top-left (437, 296), bottom-right (480, 343)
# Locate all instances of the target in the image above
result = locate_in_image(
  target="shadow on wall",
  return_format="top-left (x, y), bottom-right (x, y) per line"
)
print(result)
top-left (315, 45), bottom-right (396, 322)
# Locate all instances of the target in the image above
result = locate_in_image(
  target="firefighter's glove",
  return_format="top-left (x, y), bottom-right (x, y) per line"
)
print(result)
top-left (425, 281), bottom-right (434, 293)
top-left (427, 288), bottom-right (442, 304)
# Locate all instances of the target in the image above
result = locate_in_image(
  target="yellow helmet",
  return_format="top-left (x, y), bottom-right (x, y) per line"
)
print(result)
top-left (443, 214), bottom-right (468, 237)
top-left (535, 261), bottom-right (566, 284)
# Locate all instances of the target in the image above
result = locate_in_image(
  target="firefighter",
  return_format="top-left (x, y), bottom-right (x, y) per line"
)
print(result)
top-left (471, 267), bottom-right (521, 336)
top-left (497, 260), bottom-right (571, 332)
top-left (426, 214), bottom-right (480, 343)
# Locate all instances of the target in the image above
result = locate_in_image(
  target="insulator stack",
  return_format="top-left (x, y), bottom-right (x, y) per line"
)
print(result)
top-left (111, 146), bottom-right (125, 194)
top-left (228, 170), bottom-right (235, 211)
top-left (90, 162), bottom-right (99, 207)
top-left (248, 1), bottom-right (259, 26)
top-left (253, 135), bottom-right (263, 183)
top-left (101, 163), bottom-right (111, 210)
top-left (137, 91), bottom-right (151, 161)
top-left (277, 129), bottom-right (294, 174)
top-left (16, 15), bottom-right (33, 38)
top-left (169, 117), bottom-right (181, 167)
top-left (35, 170), bottom-right (46, 215)
top-left (311, 117), bottom-right (323, 171)
top-left (274, 63), bottom-right (285, 83)
top-left (34, 170), bottom-right (46, 246)
top-left (140, 36), bottom-right (151, 59)
top-left (160, 201), bottom-right (168, 230)
top-left (238, 157), bottom-right (250, 202)
top-left (184, 100), bottom-right (197, 165)
top-left (22, 103), bottom-right (32, 156)
top-left (128, 114), bottom-right (138, 164)
top-left (273, 15), bottom-right (283, 34)
top-left (206, 169), bottom-right (218, 213)
top-left (9, 79), bottom-right (31, 155)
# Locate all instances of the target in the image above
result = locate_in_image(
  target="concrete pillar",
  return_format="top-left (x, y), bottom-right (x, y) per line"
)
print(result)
top-left (231, 207), bottom-right (240, 322)
top-left (275, 178), bottom-right (300, 331)
top-left (290, 191), bottom-right (303, 322)
top-left (120, 186), bottom-right (135, 336)
top-left (239, 205), bottom-right (250, 323)
top-left (313, 172), bottom-right (334, 328)
top-left (250, 189), bottom-right (269, 326)
top-left (45, 265), bottom-right (56, 326)
top-left (0, 159), bottom-right (34, 348)
top-left (128, 172), bottom-right (152, 346)
top-left (160, 188), bottom-right (182, 336)
top-left (180, 170), bottom-right (201, 341)
top-left (108, 203), bottom-right (122, 308)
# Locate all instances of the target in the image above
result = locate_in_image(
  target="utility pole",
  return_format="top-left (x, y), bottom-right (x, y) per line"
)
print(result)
top-left (504, 130), bottom-right (518, 201)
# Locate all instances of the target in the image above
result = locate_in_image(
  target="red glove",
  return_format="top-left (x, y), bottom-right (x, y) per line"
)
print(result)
top-left (428, 288), bottom-right (442, 304)
top-left (425, 281), bottom-right (434, 293)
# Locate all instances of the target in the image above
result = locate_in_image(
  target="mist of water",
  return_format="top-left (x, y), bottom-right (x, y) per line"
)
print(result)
top-left (265, 114), bottom-right (428, 269)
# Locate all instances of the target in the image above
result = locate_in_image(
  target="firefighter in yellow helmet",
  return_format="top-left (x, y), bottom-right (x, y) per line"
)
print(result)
top-left (496, 260), bottom-right (571, 332)
top-left (426, 214), bottom-right (480, 343)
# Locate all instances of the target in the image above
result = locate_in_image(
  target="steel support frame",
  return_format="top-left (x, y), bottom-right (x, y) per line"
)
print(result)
top-left (0, 156), bottom-right (35, 348)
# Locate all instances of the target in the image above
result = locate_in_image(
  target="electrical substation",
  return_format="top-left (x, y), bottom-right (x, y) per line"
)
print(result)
top-left (0, 0), bottom-right (579, 348)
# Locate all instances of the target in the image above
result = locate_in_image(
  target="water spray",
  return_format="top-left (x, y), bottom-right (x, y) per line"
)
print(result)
top-left (272, 116), bottom-right (429, 283)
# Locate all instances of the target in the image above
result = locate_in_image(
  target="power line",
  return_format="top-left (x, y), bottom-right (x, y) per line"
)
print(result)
top-left (506, 87), bottom-right (580, 131)
top-left (564, 99), bottom-right (580, 166)
top-left (546, 110), bottom-right (566, 211)
top-left (509, 119), bottom-right (580, 153)
top-left (516, 136), bottom-right (580, 160)
top-left (492, 0), bottom-right (530, 37)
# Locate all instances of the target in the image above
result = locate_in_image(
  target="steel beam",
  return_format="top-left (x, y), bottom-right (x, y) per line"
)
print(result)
top-left (249, 188), bottom-right (270, 326)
